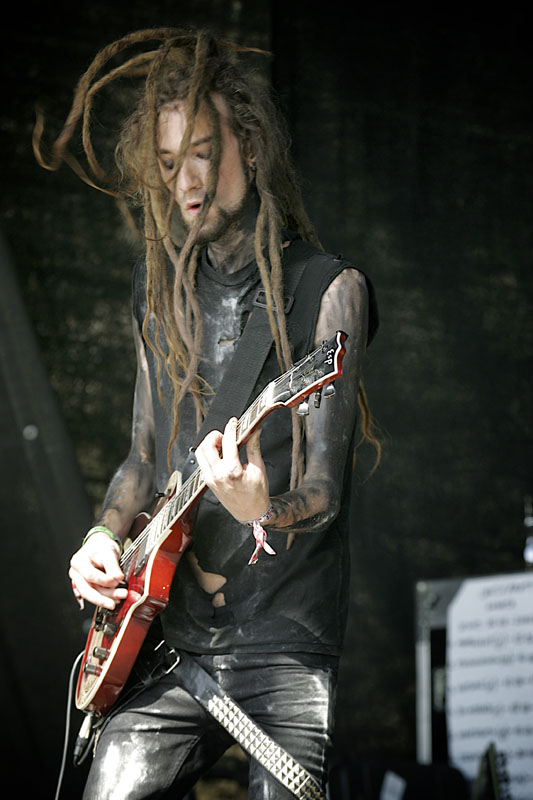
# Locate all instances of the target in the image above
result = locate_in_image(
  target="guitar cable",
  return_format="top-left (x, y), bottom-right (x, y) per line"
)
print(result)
top-left (54, 650), bottom-right (94, 800)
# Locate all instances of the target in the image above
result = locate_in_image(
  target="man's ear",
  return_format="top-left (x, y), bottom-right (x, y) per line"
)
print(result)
top-left (242, 135), bottom-right (256, 166)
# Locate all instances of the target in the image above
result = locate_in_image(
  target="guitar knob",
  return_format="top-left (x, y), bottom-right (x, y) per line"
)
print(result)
top-left (296, 401), bottom-right (309, 416)
top-left (83, 662), bottom-right (102, 676)
top-left (103, 622), bottom-right (118, 636)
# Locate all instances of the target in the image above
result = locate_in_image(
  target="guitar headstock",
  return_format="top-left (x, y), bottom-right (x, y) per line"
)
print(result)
top-left (271, 331), bottom-right (347, 412)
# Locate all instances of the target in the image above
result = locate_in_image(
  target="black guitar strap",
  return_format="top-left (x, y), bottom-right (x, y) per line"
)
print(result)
top-left (181, 237), bottom-right (318, 479)
top-left (84, 639), bottom-right (325, 798)
top-left (171, 649), bottom-right (326, 800)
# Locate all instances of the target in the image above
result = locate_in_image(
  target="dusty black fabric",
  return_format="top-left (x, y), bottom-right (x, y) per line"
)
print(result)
top-left (131, 239), bottom-right (378, 656)
top-left (83, 649), bottom-right (337, 799)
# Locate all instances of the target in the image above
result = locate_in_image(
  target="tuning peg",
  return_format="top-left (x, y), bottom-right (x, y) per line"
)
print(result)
top-left (314, 388), bottom-right (323, 408)
top-left (324, 383), bottom-right (336, 398)
top-left (296, 400), bottom-right (309, 416)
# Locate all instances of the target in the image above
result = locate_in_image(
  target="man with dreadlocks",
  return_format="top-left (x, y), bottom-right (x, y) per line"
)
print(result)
top-left (38, 27), bottom-right (380, 800)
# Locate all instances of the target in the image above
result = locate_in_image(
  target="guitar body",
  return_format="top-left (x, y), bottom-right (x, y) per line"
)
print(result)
top-left (75, 331), bottom-right (347, 717)
top-left (76, 489), bottom-right (193, 713)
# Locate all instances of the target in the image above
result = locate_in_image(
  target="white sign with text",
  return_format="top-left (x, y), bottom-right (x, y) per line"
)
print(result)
top-left (446, 572), bottom-right (533, 799)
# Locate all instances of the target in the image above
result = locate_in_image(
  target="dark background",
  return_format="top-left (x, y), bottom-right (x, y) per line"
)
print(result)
top-left (1, 1), bottom-right (531, 797)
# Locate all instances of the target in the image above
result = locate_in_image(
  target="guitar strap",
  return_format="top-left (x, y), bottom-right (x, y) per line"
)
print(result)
top-left (181, 236), bottom-right (319, 479)
top-left (84, 637), bottom-right (325, 799)
top-left (170, 648), bottom-right (326, 800)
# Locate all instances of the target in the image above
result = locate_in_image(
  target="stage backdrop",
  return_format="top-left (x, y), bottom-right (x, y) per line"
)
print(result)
top-left (1, 1), bottom-right (531, 797)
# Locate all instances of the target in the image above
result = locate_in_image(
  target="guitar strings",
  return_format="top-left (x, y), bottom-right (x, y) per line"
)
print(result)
top-left (118, 378), bottom-right (270, 574)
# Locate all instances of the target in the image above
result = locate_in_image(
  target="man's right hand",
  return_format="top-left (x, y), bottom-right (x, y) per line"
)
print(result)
top-left (69, 532), bottom-right (128, 611)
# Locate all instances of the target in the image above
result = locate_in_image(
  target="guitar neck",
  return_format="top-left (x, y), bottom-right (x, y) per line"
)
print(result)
top-left (119, 331), bottom-right (346, 577)
top-left (170, 379), bottom-right (275, 522)
top-left (119, 380), bottom-right (275, 575)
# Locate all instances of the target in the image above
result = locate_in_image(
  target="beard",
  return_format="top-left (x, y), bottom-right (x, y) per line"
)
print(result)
top-left (181, 181), bottom-right (257, 247)
top-left (189, 205), bottom-right (244, 246)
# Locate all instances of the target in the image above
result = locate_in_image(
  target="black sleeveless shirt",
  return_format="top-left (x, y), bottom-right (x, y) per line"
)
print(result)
top-left (132, 238), bottom-right (378, 656)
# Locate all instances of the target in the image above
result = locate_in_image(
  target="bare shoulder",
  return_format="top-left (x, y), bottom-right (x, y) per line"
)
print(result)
top-left (325, 266), bottom-right (368, 299)
top-left (317, 267), bottom-right (369, 331)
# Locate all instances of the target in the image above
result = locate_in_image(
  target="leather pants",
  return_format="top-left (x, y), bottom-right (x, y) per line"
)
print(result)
top-left (82, 649), bottom-right (338, 799)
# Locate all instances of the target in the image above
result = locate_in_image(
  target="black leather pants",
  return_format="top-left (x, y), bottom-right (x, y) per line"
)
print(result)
top-left (82, 650), bottom-right (338, 799)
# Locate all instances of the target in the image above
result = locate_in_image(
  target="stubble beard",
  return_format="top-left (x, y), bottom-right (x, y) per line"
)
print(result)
top-left (182, 181), bottom-right (257, 247)
top-left (188, 205), bottom-right (244, 246)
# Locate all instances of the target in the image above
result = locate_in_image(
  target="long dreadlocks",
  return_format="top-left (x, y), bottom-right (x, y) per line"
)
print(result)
top-left (33, 27), bottom-right (381, 485)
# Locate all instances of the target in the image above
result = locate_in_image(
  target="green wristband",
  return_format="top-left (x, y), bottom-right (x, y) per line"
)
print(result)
top-left (82, 525), bottom-right (124, 554)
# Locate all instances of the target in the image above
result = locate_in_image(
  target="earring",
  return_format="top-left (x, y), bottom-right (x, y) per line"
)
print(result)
top-left (250, 161), bottom-right (257, 174)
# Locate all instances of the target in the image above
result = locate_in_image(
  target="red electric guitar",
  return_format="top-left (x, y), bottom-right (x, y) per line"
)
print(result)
top-left (76, 331), bottom-right (347, 715)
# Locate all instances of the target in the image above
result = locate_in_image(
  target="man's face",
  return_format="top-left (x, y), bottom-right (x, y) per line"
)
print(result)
top-left (157, 94), bottom-right (252, 243)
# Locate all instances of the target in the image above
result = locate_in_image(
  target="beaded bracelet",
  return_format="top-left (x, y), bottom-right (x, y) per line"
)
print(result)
top-left (82, 525), bottom-right (124, 554)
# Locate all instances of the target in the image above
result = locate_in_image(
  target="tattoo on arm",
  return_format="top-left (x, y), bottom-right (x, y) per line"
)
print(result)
top-left (266, 268), bottom-right (369, 534)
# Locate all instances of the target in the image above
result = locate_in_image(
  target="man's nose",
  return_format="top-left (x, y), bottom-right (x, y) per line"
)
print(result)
top-left (176, 159), bottom-right (202, 194)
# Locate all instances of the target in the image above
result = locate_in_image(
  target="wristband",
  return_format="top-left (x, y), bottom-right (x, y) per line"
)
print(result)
top-left (82, 525), bottom-right (124, 554)
top-left (244, 503), bottom-right (275, 527)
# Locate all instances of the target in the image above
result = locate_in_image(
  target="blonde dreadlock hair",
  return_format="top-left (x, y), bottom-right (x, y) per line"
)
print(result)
top-left (33, 27), bottom-right (381, 485)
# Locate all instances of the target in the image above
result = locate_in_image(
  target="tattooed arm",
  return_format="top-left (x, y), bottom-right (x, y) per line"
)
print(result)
top-left (268, 267), bottom-right (368, 531)
top-left (195, 268), bottom-right (369, 533)
top-left (69, 316), bottom-right (157, 609)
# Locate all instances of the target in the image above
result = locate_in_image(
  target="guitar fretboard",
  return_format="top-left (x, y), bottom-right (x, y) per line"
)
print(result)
top-left (119, 380), bottom-right (276, 578)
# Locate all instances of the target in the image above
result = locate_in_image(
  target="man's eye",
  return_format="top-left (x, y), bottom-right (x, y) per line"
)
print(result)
top-left (196, 150), bottom-right (211, 160)
top-left (161, 160), bottom-right (174, 171)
